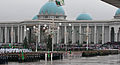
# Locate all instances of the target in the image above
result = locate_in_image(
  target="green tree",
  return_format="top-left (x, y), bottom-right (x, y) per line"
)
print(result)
top-left (23, 37), bottom-right (28, 49)
top-left (47, 35), bottom-right (52, 51)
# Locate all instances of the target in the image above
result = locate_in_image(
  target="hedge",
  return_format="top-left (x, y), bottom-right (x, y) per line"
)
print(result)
top-left (82, 50), bottom-right (120, 57)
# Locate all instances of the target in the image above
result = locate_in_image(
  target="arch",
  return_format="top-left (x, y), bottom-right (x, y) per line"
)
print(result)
top-left (111, 27), bottom-right (114, 42)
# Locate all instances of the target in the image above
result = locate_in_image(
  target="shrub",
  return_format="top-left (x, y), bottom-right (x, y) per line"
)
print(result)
top-left (82, 50), bottom-right (119, 57)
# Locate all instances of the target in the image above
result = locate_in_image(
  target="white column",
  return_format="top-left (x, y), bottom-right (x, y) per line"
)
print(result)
top-left (18, 25), bottom-right (20, 43)
top-left (45, 53), bottom-right (47, 62)
top-left (20, 26), bottom-right (23, 43)
top-left (59, 26), bottom-right (61, 43)
top-left (109, 26), bottom-right (111, 42)
top-left (13, 29), bottom-right (16, 43)
top-left (5, 26), bottom-right (7, 43)
top-left (24, 25), bottom-right (26, 39)
top-left (115, 31), bottom-right (118, 42)
top-left (79, 24), bottom-right (82, 44)
top-left (118, 32), bottom-right (120, 42)
top-left (38, 25), bottom-right (41, 43)
top-left (115, 33), bottom-right (118, 42)
top-left (64, 26), bottom-right (67, 44)
top-left (72, 26), bottom-right (74, 44)
top-left (51, 53), bottom-right (53, 62)
top-left (115, 27), bottom-right (119, 42)
top-left (11, 26), bottom-right (14, 43)
top-left (86, 24), bottom-right (89, 50)
top-left (114, 27), bottom-right (118, 42)
top-left (1, 28), bottom-right (3, 43)
top-left (102, 25), bottom-right (104, 44)
top-left (7, 28), bottom-right (9, 43)
top-left (57, 26), bottom-right (60, 44)
top-left (94, 25), bottom-right (97, 44)
top-left (49, 25), bottom-right (51, 34)
top-left (52, 29), bottom-right (55, 52)
top-left (0, 27), bottom-right (2, 42)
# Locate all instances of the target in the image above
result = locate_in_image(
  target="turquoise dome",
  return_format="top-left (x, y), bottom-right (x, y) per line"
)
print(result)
top-left (76, 13), bottom-right (92, 20)
top-left (115, 8), bottom-right (120, 16)
top-left (39, 1), bottom-right (65, 15)
top-left (32, 15), bottom-right (38, 20)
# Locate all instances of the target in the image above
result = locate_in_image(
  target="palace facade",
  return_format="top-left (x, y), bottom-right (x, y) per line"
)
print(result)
top-left (0, 1), bottom-right (120, 45)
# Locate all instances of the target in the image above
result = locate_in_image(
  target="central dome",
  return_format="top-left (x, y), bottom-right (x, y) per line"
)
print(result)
top-left (39, 1), bottom-right (65, 15)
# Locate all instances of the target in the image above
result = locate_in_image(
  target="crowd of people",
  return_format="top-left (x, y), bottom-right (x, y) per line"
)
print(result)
top-left (0, 42), bottom-right (120, 52)
top-left (100, 42), bottom-right (120, 50)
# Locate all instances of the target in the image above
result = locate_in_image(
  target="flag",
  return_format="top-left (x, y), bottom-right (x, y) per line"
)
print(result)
top-left (55, 0), bottom-right (64, 6)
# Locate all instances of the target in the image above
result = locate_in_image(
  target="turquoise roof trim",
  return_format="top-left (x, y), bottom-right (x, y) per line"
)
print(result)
top-left (76, 13), bottom-right (92, 20)
top-left (115, 8), bottom-right (120, 16)
top-left (32, 15), bottom-right (38, 20)
top-left (39, 1), bottom-right (65, 15)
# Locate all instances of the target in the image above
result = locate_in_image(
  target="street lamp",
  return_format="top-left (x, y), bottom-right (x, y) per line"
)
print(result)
top-left (68, 23), bottom-right (72, 51)
top-left (57, 26), bottom-right (60, 30)
top-left (69, 23), bottom-right (72, 26)
top-left (78, 25), bottom-right (90, 51)
top-left (44, 24), bottom-right (47, 27)
top-left (86, 24), bottom-right (89, 50)
top-left (33, 26), bottom-right (36, 29)
top-left (59, 23), bottom-right (62, 26)
top-left (26, 28), bottom-right (29, 42)
top-left (47, 21), bottom-right (62, 52)
top-left (48, 19), bottom-right (58, 52)
top-left (27, 28), bottom-right (29, 31)
top-left (33, 26), bottom-right (38, 52)
top-left (56, 23), bottom-right (61, 47)
top-left (51, 19), bottom-right (55, 52)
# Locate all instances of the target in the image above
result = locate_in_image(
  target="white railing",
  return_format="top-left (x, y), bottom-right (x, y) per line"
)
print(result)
top-left (0, 48), bottom-right (32, 54)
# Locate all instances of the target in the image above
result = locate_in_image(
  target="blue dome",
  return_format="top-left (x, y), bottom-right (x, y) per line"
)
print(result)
top-left (115, 8), bottom-right (120, 16)
top-left (76, 13), bottom-right (92, 20)
top-left (39, 1), bottom-right (65, 15)
top-left (32, 15), bottom-right (38, 20)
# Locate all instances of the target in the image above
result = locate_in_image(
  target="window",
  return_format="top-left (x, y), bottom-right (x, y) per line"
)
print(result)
top-left (56, 16), bottom-right (59, 18)
top-left (45, 16), bottom-right (48, 18)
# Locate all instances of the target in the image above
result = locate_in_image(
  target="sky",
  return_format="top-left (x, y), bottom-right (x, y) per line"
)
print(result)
top-left (0, 0), bottom-right (118, 21)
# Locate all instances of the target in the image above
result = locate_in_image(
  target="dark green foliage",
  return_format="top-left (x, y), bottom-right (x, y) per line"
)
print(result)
top-left (28, 28), bottom-right (31, 43)
top-left (47, 35), bottom-right (52, 51)
top-left (23, 37), bottom-right (29, 49)
top-left (82, 50), bottom-right (119, 57)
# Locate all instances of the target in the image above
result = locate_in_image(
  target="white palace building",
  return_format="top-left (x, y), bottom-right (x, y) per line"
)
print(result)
top-left (0, 0), bottom-right (120, 45)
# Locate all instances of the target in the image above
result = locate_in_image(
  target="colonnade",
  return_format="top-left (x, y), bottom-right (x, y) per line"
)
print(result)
top-left (0, 23), bottom-right (119, 45)
top-left (57, 24), bottom-right (107, 45)
top-left (110, 26), bottom-right (120, 42)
